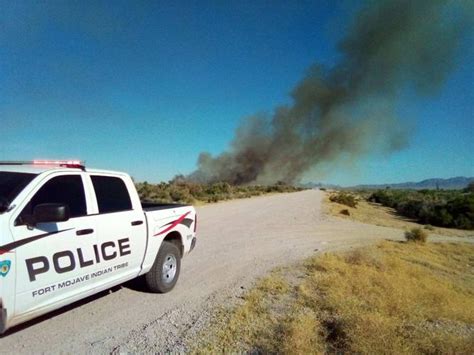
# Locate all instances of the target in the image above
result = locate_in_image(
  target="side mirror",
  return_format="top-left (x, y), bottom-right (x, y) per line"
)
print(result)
top-left (33, 203), bottom-right (70, 224)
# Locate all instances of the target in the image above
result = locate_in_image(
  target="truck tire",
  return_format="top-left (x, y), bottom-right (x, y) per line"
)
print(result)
top-left (145, 241), bottom-right (181, 293)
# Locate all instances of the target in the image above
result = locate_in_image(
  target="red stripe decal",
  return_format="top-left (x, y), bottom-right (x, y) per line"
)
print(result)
top-left (154, 211), bottom-right (191, 236)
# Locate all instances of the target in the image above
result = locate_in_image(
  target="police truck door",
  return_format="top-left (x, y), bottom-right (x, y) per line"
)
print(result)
top-left (88, 175), bottom-right (146, 287)
top-left (9, 173), bottom-right (98, 317)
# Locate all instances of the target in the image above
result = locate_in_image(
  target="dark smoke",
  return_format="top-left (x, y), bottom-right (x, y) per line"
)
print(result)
top-left (189, 0), bottom-right (472, 185)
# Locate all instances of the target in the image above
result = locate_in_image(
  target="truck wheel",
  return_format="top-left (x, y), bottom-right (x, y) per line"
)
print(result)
top-left (145, 241), bottom-right (181, 293)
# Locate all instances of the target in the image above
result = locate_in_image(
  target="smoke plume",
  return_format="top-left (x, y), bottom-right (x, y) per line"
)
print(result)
top-left (189, 0), bottom-right (471, 185)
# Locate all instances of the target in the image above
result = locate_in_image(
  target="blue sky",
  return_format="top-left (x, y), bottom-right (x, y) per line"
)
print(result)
top-left (1, 1), bottom-right (473, 185)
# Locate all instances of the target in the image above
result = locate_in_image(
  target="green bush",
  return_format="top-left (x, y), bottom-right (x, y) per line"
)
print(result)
top-left (405, 228), bottom-right (428, 243)
top-left (464, 182), bottom-right (474, 193)
top-left (135, 180), bottom-right (303, 204)
top-left (169, 186), bottom-right (193, 203)
top-left (329, 192), bottom-right (358, 208)
top-left (368, 189), bottom-right (474, 230)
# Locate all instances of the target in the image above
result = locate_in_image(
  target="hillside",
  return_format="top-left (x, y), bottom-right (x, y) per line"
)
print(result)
top-left (352, 177), bottom-right (474, 190)
top-left (305, 176), bottom-right (474, 190)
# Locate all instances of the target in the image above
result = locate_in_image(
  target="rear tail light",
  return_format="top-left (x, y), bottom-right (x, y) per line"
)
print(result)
top-left (194, 213), bottom-right (198, 233)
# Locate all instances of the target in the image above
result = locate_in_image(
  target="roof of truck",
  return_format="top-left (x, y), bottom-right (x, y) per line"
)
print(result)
top-left (0, 161), bottom-right (127, 176)
top-left (0, 165), bottom-right (70, 174)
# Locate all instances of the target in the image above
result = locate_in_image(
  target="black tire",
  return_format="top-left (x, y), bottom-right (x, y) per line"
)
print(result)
top-left (145, 241), bottom-right (181, 293)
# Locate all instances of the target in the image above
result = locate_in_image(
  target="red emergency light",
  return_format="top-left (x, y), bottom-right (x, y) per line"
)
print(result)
top-left (0, 160), bottom-right (86, 170)
top-left (33, 160), bottom-right (85, 169)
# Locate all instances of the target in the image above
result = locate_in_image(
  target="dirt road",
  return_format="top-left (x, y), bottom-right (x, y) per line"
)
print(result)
top-left (0, 190), bottom-right (469, 353)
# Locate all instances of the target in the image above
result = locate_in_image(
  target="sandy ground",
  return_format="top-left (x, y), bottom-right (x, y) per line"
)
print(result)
top-left (0, 190), bottom-right (471, 353)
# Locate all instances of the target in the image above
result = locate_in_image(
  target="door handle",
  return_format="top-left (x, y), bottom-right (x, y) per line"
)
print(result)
top-left (131, 220), bottom-right (143, 226)
top-left (76, 228), bottom-right (94, 236)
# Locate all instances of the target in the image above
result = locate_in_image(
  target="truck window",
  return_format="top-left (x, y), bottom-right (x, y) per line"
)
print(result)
top-left (91, 175), bottom-right (132, 213)
top-left (0, 172), bottom-right (37, 213)
top-left (17, 175), bottom-right (87, 224)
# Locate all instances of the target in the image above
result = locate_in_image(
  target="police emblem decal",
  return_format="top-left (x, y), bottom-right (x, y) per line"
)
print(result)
top-left (0, 260), bottom-right (11, 277)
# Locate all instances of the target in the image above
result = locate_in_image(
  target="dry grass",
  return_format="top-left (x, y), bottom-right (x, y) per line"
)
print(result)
top-left (193, 272), bottom-right (299, 354)
top-left (193, 242), bottom-right (474, 354)
top-left (324, 193), bottom-right (474, 238)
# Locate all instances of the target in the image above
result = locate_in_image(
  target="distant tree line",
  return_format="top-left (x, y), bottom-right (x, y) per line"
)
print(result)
top-left (135, 179), bottom-right (303, 204)
top-left (368, 183), bottom-right (474, 230)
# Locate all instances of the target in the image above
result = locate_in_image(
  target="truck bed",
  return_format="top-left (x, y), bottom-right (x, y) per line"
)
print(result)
top-left (141, 201), bottom-right (190, 211)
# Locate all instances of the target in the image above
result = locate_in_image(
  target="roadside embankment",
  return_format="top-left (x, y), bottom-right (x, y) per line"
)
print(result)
top-left (192, 241), bottom-right (474, 354)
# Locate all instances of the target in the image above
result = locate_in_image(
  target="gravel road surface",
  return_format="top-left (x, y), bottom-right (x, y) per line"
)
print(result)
top-left (0, 190), bottom-right (469, 353)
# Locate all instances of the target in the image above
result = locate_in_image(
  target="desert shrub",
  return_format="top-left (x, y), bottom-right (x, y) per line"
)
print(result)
top-left (264, 181), bottom-right (302, 193)
top-left (405, 228), bottom-right (428, 243)
top-left (169, 186), bottom-right (193, 203)
top-left (447, 194), bottom-right (474, 229)
top-left (340, 209), bottom-right (350, 216)
top-left (330, 192), bottom-right (358, 208)
top-left (368, 189), bottom-right (474, 230)
top-left (464, 182), bottom-right (474, 193)
top-left (368, 189), bottom-right (397, 207)
top-left (431, 207), bottom-right (454, 226)
top-left (424, 224), bottom-right (435, 231)
top-left (397, 199), bottom-right (427, 219)
top-left (204, 182), bottom-right (232, 201)
top-left (135, 180), bottom-right (303, 204)
top-left (208, 195), bottom-right (220, 203)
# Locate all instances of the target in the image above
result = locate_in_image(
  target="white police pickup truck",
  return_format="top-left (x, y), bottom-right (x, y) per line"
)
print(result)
top-left (0, 160), bottom-right (197, 334)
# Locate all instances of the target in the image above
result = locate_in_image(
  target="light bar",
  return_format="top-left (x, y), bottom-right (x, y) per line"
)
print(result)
top-left (33, 160), bottom-right (82, 165)
top-left (0, 160), bottom-right (85, 169)
top-left (33, 160), bottom-right (85, 169)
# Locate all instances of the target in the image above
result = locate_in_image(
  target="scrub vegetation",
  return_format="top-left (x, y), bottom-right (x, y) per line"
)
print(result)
top-left (135, 179), bottom-right (303, 204)
top-left (329, 191), bottom-right (358, 208)
top-left (368, 188), bottom-right (474, 230)
top-left (326, 188), bottom-right (474, 235)
top-left (193, 242), bottom-right (474, 354)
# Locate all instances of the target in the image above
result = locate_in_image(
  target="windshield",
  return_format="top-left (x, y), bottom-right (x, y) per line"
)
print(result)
top-left (0, 172), bottom-right (37, 213)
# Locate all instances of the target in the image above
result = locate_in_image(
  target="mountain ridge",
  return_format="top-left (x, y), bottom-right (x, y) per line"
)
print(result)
top-left (303, 176), bottom-right (474, 190)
